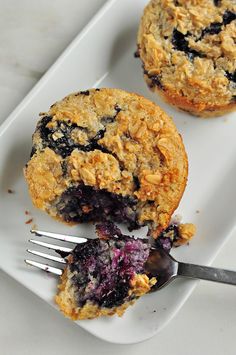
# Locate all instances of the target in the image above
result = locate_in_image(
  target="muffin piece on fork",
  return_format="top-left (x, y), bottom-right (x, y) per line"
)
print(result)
top-left (55, 223), bottom-right (157, 320)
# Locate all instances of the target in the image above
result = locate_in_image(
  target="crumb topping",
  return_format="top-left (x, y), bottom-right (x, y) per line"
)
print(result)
top-left (138, 0), bottom-right (236, 113)
top-left (24, 88), bottom-right (188, 235)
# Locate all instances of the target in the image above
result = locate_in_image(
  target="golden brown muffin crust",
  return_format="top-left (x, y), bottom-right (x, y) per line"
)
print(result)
top-left (24, 88), bottom-right (188, 236)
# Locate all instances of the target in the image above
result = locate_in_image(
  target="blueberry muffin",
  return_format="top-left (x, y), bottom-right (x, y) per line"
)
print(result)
top-left (24, 88), bottom-right (188, 237)
top-left (137, 0), bottom-right (236, 117)
top-left (55, 223), bottom-right (157, 320)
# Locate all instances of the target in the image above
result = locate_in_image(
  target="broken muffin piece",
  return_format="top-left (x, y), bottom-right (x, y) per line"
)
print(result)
top-left (156, 222), bottom-right (196, 252)
top-left (55, 224), bottom-right (156, 320)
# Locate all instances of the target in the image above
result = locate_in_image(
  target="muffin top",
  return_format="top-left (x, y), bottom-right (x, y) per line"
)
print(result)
top-left (138, 0), bottom-right (236, 110)
top-left (25, 88), bottom-right (188, 236)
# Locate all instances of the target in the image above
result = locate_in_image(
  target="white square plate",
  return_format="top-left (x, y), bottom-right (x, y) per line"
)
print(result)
top-left (0, 0), bottom-right (236, 344)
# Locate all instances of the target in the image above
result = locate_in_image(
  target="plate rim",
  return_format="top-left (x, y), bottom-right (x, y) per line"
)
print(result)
top-left (0, 0), bottom-right (235, 344)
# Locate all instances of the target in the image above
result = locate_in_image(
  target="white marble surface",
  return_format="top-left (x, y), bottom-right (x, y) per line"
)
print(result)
top-left (1, 1), bottom-right (236, 354)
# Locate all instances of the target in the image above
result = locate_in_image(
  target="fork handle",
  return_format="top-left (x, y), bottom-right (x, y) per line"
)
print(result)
top-left (177, 262), bottom-right (236, 286)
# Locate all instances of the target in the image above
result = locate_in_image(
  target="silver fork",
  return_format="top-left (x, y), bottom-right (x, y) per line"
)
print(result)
top-left (25, 229), bottom-right (236, 289)
top-left (25, 229), bottom-right (87, 276)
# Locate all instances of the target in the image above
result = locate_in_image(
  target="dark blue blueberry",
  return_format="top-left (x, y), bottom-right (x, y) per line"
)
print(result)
top-left (100, 283), bottom-right (130, 308)
top-left (214, 0), bottom-right (221, 6)
top-left (172, 29), bottom-right (191, 52)
top-left (223, 11), bottom-right (236, 25)
top-left (30, 146), bottom-right (37, 157)
top-left (79, 90), bottom-right (90, 96)
top-left (133, 176), bottom-right (140, 190)
top-left (38, 115), bottom-right (52, 142)
top-left (134, 49), bottom-right (140, 58)
top-left (114, 104), bottom-right (122, 113)
top-left (150, 75), bottom-right (163, 89)
top-left (225, 71), bottom-right (236, 83)
top-left (100, 105), bottom-right (121, 125)
top-left (172, 29), bottom-right (203, 60)
top-left (143, 67), bottom-right (163, 89)
top-left (38, 118), bottom-right (110, 158)
top-left (202, 22), bottom-right (222, 37)
top-left (200, 11), bottom-right (236, 39)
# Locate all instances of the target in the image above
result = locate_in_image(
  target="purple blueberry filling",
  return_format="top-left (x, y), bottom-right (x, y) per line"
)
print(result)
top-left (66, 224), bottom-right (150, 308)
top-left (155, 224), bottom-right (180, 252)
top-left (56, 185), bottom-right (140, 230)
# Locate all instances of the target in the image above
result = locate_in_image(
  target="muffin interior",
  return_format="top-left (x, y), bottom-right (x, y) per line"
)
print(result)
top-left (56, 185), bottom-right (139, 230)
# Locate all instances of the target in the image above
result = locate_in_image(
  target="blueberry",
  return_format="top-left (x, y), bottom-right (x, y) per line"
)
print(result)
top-left (114, 104), bottom-right (121, 113)
top-left (225, 71), bottom-right (236, 83)
top-left (134, 49), bottom-right (140, 58)
top-left (133, 176), bottom-right (140, 190)
top-left (56, 185), bottom-right (139, 230)
top-left (38, 115), bottom-right (52, 142)
top-left (30, 146), bottom-right (37, 157)
top-left (172, 29), bottom-right (203, 60)
top-left (100, 283), bottom-right (130, 307)
top-left (155, 224), bottom-right (179, 252)
top-left (172, 29), bottom-right (190, 53)
top-left (200, 11), bottom-right (236, 39)
top-left (79, 90), bottom-right (90, 96)
top-left (202, 22), bottom-right (222, 37)
top-left (223, 11), bottom-right (236, 25)
top-left (143, 67), bottom-right (163, 89)
top-left (151, 75), bottom-right (163, 88)
top-left (37, 118), bottom-right (110, 158)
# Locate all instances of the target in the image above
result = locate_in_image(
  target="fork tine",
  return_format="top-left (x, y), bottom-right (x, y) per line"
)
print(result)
top-left (29, 239), bottom-right (73, 253)
top-left (24, 259), bottom-right (63, 275)
top-left (30, 229), bottom-right (87, 244)
top-left (27, 249), bottom-right (66, 264)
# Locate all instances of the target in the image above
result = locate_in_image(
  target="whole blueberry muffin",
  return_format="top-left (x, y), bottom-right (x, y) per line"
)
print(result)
top-left (24, 88), bottom-right (188, 237)
top-left (137, 0), bottom-right (236, 117)
top-left (55, 223), bottom-right (157, 320)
